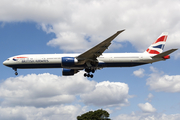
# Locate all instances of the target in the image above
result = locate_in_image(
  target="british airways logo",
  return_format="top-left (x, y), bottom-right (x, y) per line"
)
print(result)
top-left (13, 57), bottom-right (28, 61)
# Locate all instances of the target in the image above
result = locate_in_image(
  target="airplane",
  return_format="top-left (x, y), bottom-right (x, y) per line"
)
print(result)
top-left (3, 30), bottom-right (178, 78)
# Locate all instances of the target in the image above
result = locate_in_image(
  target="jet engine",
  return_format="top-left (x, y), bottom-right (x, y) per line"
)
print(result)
top-left (62, 68), bottom-right (79, 76)
top-left (61, 57), bottom-right (78, 67)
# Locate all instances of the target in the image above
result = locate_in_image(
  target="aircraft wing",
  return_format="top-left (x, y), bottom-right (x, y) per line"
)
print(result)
top-left (77, 30), bottom-right (125, 61)
top-left (152, 48), bottom-right (178, 58)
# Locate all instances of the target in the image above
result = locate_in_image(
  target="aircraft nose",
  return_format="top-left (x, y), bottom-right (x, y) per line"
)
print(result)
top-left (3, 61), bottom-right (7, 65)
top-left (3, 60), bottom-right (8, 66)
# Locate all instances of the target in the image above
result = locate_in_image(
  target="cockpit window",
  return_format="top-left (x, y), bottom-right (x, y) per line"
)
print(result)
top-left (7, 59), bottom-right (10, 61)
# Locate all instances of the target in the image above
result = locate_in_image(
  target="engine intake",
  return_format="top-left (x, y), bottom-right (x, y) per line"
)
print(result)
top-left (61, 57), bottom-right (78, 67)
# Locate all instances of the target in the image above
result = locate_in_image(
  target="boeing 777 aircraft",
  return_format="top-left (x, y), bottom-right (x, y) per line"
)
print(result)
top-left (3, 30), bottom-right (177, 78)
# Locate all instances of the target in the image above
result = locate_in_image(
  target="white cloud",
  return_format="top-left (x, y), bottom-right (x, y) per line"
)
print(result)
top-left (138, 102), bottom-right (156, 113)
top-left (147, 67), bottom-right (180, 92)
top-left (0, 72), bottom-right (96, 107)
top-left (0, 105), bottom-right (85, 120)
top-left (149, 66), bottom-right (159, 73)
top-left (146, 93), bottom-right (154, 102)
top-left (133, 68), bottom-right (145, 78)
top-left (0, 72), bottom-right (133, 119)
top-left (47, 31), bottom-right (90, 52)
top-left (114, 113), bottom-right (180, 120)
top-left (114, 113), bottom-right (140, 120)
top-left (80, 81), bottom-right (130, 107)
top-left (0, 0), bottom-right (180, 53)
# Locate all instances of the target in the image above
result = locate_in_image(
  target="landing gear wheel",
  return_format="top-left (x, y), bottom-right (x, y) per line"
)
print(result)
top-left (90, 74), bottom-right (93, 78)
top-left (13, 68), bottom-right (18, 76)
top-left (84, 73), bottom-right (93, 78)
top-left (15, 72), bottom-right (18, 76)
top-left (87, 74), bottom-right (90, 77)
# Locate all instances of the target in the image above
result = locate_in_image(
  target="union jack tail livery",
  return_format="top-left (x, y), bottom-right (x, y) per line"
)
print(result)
top-left (145, 32), bottom-right (168, 54)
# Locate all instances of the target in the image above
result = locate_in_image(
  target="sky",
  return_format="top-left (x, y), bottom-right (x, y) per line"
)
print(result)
top-left (0, 0), bottom-right (180, 119)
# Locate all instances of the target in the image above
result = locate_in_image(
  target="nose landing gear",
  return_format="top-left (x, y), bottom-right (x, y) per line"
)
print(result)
top-left (13, 68), bottom-right (18, 76)
top-left (15, 72), bottom-right (18, 76)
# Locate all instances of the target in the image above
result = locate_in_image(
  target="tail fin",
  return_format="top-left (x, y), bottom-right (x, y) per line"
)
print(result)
top-left (144, 32), bottom-right (168, 54)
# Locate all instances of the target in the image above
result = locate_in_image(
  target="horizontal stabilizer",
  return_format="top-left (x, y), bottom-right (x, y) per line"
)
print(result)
top-left (152, 49), bottom-right (178, 58)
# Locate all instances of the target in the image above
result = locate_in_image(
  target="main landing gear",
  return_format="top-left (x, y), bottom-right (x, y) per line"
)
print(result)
top-left (13, 68), bottom-right (18, 76)
top-left (84, 68), bottom-right (95, 78)
top-left (84, 73), bottom-right (93, 78)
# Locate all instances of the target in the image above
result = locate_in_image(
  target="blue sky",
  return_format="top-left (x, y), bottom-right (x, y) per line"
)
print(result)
top-left (1, 0), bottom-right (180, 120)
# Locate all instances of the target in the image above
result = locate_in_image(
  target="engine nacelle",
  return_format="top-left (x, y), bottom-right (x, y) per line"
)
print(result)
top-left (61, 57), bottom-right (78, 67)
top-left (62, 68), bottom-right (78, 76)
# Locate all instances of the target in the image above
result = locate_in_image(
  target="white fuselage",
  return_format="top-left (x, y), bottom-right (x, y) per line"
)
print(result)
top-left (3, 53), bottom-right (163, 70)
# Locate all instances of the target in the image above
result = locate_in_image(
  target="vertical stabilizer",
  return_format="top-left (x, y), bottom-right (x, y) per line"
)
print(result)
top-left (144, 32), bottom-right (168, 54)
